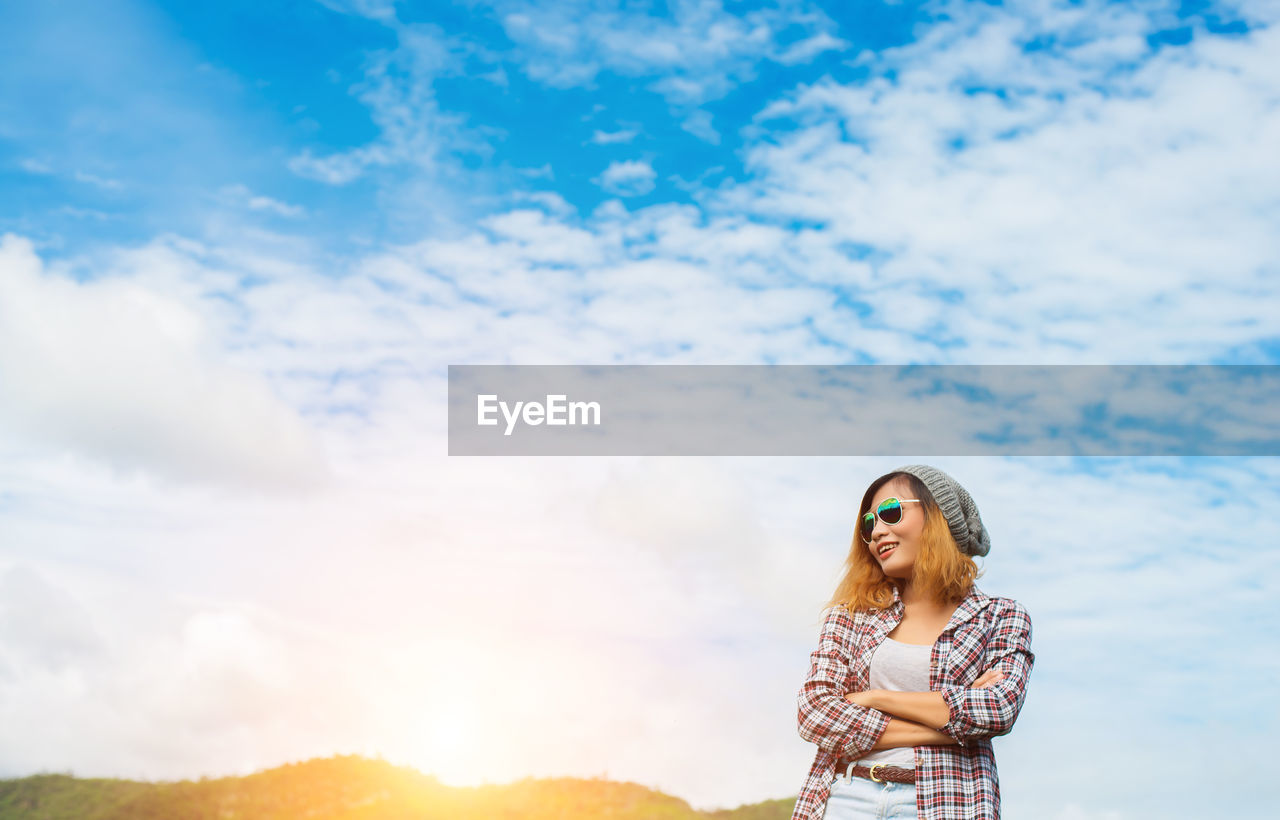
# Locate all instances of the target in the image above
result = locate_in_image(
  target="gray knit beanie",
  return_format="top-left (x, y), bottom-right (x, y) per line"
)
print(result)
top-left (893, 464), bottom-right (991, 557)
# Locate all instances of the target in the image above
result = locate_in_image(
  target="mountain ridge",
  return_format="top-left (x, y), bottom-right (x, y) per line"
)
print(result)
top-left (0, 755), bottom-right (796, 819)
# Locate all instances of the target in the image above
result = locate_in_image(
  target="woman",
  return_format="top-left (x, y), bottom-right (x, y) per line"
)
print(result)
top-left (791, 465), bottom-right (1034, 820)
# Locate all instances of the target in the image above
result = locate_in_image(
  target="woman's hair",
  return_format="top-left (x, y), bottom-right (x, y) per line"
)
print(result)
top-left (828, 471), bottom-right (980, 611)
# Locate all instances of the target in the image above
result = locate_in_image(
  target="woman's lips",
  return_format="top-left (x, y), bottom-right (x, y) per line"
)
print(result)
top-left (877, 543), bottom-right (897, 560)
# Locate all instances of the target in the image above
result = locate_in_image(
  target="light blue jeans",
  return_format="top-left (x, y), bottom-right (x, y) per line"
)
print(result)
top-left (822, 772), bottom-right (917, 819)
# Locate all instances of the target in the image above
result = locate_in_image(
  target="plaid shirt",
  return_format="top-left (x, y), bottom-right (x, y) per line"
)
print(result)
top-left (791, 586), bottom-right (1034, 820)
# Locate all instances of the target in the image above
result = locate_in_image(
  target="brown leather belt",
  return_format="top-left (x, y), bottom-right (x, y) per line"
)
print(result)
top-left (833, 758), bottom-right (917, 785)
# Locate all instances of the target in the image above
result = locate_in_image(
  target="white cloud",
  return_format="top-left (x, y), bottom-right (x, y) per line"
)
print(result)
top-left (0, 566), bottom-right (103, 674)
top-left (289, 146), bottom-right (385, 185)
top-left (291, 1), bottom-right (1278, 367)
top-left (728, 0), bottom-right (1280, 362)
top-left (72, 170), bottom-right (124, 190)
top-left (221, 184), bottom-right (304, 218)
top-left (288, 25), bottom-right (472, 186)
top-left (776, 30), bottom-right (847, 65)
top-left (312, 0), bottom-right (397, 24)
top-left (511, 190), bottom-right (574, 215)
top-left (481, 208), bottom-right (605, 263)
top-left (595, 159), bottom-right (657, 196)
top-left (0, 235), bottom-right (327, 488)
top-left (492, 0), bottom-right (845, 104)
top-left (14, 160), bottom-right (123, 190)
top-left (681, 109), bottom-right (720, 144)
top-left (247, 195), bottom-right (304, 218)
top-left (590, 127), bottom-right (639, 145)
top-left (18, 158), bottom-right (53, 175)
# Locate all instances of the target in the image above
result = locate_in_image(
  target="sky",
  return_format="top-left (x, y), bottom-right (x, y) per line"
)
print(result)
top-left (1, 0), bottom-right (1279, 817)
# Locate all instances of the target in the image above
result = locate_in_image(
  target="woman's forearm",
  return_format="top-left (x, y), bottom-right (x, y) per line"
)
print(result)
top-left (846, 690), bottom-right (952, 730)
top-left (844, 667), bottom-right (1007, 733)
top-left (870, 717), bottom-right (958, 750)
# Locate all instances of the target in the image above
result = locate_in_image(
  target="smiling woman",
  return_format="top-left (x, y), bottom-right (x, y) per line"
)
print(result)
top-left (791, 465), bottom-right (1034, 820)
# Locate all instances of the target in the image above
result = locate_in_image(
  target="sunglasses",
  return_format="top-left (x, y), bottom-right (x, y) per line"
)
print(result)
top-left (860, 497), bottom-right (922, 543)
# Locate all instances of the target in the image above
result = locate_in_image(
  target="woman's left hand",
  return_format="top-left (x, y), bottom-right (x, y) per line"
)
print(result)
top-left (845, 689), bottom-right (881, 708)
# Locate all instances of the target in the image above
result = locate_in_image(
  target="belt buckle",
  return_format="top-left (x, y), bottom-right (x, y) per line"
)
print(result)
top-left (869, 764), bottom-right (885, 783)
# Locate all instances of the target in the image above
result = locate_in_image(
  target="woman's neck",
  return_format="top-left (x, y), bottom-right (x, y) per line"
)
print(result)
top-left (898, 581), bottom-right (945, 610)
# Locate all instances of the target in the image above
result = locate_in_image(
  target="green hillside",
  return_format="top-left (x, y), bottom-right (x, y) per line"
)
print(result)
top-left (0, 756), bottom-right (795, 820)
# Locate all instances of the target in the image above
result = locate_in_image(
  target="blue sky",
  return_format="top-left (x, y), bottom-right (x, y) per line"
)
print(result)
top-left (2, 1), bottom-right (1280, 818)
top-left (8, 0), bottom-right (869, 248)
top-left (6, 0), bottom-right (1264, 258)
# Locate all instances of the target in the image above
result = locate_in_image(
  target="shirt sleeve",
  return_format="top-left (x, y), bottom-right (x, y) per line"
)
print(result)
top-left (796, 606), bottom-right (891, 756)
top-left (938, 599), bottom-right (1034, 745)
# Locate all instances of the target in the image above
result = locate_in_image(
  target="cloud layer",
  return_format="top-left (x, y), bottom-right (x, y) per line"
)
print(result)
top-left (0, 235), bottom-right (326, 488)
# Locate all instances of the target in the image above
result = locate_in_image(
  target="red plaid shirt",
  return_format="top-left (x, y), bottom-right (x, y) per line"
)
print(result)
top-left (791, 586), bottom-right (1034, 820)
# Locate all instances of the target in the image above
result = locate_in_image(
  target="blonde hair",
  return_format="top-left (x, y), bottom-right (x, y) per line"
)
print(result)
top-left (828, 472), bottom-right (980, 611)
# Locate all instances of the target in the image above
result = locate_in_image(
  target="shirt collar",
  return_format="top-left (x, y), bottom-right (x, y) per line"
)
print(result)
top-left (946, 585), bottom-right (992, 629)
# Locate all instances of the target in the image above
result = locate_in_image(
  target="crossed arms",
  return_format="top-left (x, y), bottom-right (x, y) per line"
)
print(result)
top-left (846, 667), bottom-right (1005, 750)
top-left (797, 603), bottom-right (1034, 757)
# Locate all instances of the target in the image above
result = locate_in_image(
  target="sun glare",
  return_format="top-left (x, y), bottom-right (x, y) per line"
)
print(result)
top-left (394, 678), bottom-right (493, 788)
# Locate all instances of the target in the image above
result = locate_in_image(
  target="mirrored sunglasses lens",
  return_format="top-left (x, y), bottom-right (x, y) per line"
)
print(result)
top-left (861, 512), bottom-right (876, 540)
top-left (878, 498), bottom-right (904, 525)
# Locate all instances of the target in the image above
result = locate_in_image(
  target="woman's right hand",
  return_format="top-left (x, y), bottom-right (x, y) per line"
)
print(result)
top-left (971, 668), bottom-right (1005, 689)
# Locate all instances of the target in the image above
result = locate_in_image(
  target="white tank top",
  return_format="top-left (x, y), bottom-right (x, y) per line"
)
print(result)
top-left (855, 637), bottom-right (933, 769)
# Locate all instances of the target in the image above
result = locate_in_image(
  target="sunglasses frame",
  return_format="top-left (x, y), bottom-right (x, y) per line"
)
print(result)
top-left (860, 497), bottom-right (922, 544)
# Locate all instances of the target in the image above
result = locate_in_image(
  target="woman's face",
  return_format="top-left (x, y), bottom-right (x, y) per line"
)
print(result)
top-left (865, 478), bottom-right (924, 579)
